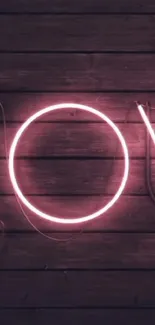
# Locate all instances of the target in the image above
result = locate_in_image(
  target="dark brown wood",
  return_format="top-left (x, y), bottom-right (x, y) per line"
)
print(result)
top-left (0, 15), bottom-right (155, 51)
top-left (0, 54), bottom-right (155, 91)
top-left (0, 270), bottom-right (155, 307)
top-left (1, 122), bottom-right (145, 158)
top-left (0, 159), bottom-right (148, 195)
top-left (1, 309), bottom-right (155, 325)
top-left (0, 195), bottom-right (154, 232)
top-left (0, 0), bottom-right (154, 320)
top-left (1, 233), bottom-right (155, 269)
top-left (1, 93), bottom-right (154, 123)
top-left (0, 0), bottom-right (154, 13)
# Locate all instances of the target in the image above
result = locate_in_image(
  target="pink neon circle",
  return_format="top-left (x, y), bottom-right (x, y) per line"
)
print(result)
top-left (9, 103), bottom-right (129, 224)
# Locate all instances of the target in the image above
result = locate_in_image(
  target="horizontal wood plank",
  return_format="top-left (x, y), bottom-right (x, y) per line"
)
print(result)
top-left (0, 54), bottom-right (155, 91)
top-left (0, 159), bottom-right (148, 195)
top-left (2, 122), bottom-right (145, 158)
top-left (0, 309), bottom-right (155, 325)
top-left (0, 15), bottom-right (155, 51)
top-left (0, 0), bottom-right (154, 13)
top-left (0, 195), bottom-right (154, 232)
top-left (1, 233), bottom-right (155, 269)
top-left (1, 93), bottom-right (155, 123)
top-left (4, 120), bottom-right (155, 159)
top-left (0, 270), bottom-right (155, 307)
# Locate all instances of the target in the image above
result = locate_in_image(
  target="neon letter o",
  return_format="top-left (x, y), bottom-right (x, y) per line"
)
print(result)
top-left (9, 103), bottom-right (129, 224)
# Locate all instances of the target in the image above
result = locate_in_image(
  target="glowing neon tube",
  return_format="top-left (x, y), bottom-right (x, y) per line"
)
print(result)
top-left (137, 103), bottom-right (155, 145)
top-left (9, 103), bottom-right (129, 224)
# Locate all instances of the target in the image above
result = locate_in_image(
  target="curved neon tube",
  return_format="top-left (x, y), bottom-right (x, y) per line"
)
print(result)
top-left (9, 103), bottom-right (129, 224)
top-left (137, 104), bottom-right (155, 145)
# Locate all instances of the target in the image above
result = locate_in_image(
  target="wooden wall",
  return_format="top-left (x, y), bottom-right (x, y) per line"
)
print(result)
top-left (1, 0), bottom-right (155, 324)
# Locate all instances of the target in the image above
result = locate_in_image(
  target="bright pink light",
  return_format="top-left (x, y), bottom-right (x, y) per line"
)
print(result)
top-left (137, 104), bottom-right (155, 145)
top-left (9, 103), bottom-right (129, 224)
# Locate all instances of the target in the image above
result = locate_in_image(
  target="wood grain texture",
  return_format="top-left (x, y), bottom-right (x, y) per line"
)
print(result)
top-left (0, 159), bottom-right (148, 195)
top-left (1, 233), bottom-right (155, 269)
top-left (1, 309), bottom-right (155, 325)
top-left (0, 0), bottom-right (154, 13)
top-left (0, 54), bottom-right (155, 91)
top-left (0, 270), bottom-right (155, 307)
top-left (0, 0), bottom-right (154, 320)
top-left (2, 122), bottom-right (145, 158)
top-left (1, 93), bottom-right (155, 123)
top-left (1, 15), bottom-right (155, 51)
top-left (0, 195), bottom-right (154, 232)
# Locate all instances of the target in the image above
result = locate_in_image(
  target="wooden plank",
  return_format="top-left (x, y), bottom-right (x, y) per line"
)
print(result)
top-left (0, 54), bottom-right (155, 91)
top-left (2, 122), bottom-right (145, 158)
top-left (0, 0), bottom-right (154, 13)
top-left (0, 93), bottom-right (154, 123)
top-left (2, 233), bottom-right (155, 269)
top-left (0, 159), bottom-right (148, 195)
top-left (0, 270), bottom-right (155, 307)
top-left (0, 195), bottom-right (154, 232)
top-left (0, 309), bottom-right (155, 325)
top-left (0, 15), bottom-right (155, 51)
top-left (5, 121), bottom-right (155, 158)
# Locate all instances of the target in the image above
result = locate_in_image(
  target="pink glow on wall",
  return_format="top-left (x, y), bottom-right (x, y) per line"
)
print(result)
top-left (8, 103), bottom-right (129, 224)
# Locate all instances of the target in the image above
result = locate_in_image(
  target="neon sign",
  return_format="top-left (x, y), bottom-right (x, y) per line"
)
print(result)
top-left (137, 103), bottom-right (155, 144)
top-left (8, 102), bottom-right (154, 225)
top-left (8, 103), bottom-right (129, 224)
